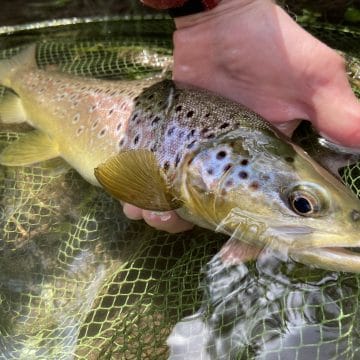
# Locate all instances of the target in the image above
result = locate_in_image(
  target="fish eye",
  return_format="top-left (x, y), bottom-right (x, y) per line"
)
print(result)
top-left (287, 184), bottom-right (328, 217)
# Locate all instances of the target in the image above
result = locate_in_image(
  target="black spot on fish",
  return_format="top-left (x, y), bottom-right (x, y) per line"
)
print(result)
top-left (175, 105), bottom-right (182, 112)
top-left (175, 153), bottom-right (181, 167)
top-left (167, 127), bottom-right (175, 136)
top-left (225, 179), bottom-right (233, 187)
top-left (72, 114), bottom-right (80, 123)
top-left (92, 120), bottom-right (99, 129)
top-left (187, 129), bottom-right (196, 140)
top-left (239, 171), bottom-right (248, 179)
top-left (223, 164), bottom-right (232, 172)
top-left (219, 122), bottom-right (230, 129)
top-left (285, 156), bottom-right (294, 163)
top-left (148, 94), bottom-right (154, 100)
top-left (178, 131), bottom-right (185, 139)
top-left (99, 128), bottom-right (107, 137)
top-left (119, 138), bottom-right (125, 147)
top-left (201, 127), bottom-right (209, 135)
top-left (205, 113), bottom-right (211, 118)
top-left (216, 151), bottom-right (227, 160)
top-left (187, 140), bottom-right (196, 149)
top-left (205, 133), bottom-right (215, 139)
top-left (187, 110), bottom-right (194, 118)
top-left (241, 159), bottom-right (249, 166)
top-left (151, 116), bottom-right (160, 126)
top-left (116, 122), bottom-right (122, 131)
top-left (163, 161), bottom-right (170, 172)
top-left (174, 93), bottom-right (180, 100)
top-left (108, 108), bottom-right (114, 116)
top-left (134, 135), bottom-right (139, 144)
top-left (207, 168), bottom-right (214, 175)
top-left (150, 144), bottom-right (156, 152)
top-left (132, 114), bottom-right (138, 122)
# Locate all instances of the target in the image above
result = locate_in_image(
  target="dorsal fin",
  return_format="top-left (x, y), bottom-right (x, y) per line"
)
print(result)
top-left (94, 149), bottom-right (181, 211)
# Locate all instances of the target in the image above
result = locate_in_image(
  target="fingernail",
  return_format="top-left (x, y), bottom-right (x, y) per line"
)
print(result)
top-left (150, 211), bottom-right (172, 222)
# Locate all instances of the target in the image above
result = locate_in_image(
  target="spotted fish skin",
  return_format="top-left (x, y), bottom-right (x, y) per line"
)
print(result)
top-left (126, 80), bottom-right (273, 179)
top-left (0, 45), bottom-right (271, 186)
top-left (2, 45), bottom-right (360, 273)
top-left (0, 46), bottom-right (163, 184)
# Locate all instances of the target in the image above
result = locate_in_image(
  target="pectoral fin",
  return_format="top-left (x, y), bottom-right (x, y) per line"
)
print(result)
top-left (94, 150), bottom-right (181, 211)
top-left (0, 130), bottom-right (60, 166)
top-left (0, 91), bottom-right (27, 124)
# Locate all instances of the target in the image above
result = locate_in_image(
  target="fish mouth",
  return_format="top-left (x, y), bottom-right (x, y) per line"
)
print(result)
top-left (267, 225), bottom-right (360, 273)
top-left (291, 247), bottom-right (360, 273)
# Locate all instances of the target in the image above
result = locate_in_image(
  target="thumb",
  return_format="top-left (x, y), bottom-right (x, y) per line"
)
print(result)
top-left (310, 73), bottom-right (360, 147)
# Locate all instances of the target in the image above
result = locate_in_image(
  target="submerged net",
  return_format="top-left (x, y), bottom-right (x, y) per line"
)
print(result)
top-left (0, 8), bottom-right (359, 360)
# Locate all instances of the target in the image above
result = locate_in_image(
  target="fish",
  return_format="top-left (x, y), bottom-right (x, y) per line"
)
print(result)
top-left (1, 44), bottom-right (360, 273)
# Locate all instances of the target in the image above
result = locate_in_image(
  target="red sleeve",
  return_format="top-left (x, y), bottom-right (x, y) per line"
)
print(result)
top-left (140, 0), bottom-right (187, 10)
top-left (141, 0), bottom-right (220, 10)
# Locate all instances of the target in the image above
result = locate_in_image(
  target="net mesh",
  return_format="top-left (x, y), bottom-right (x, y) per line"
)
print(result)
top-left (0, 9), bottom-right (359, 360)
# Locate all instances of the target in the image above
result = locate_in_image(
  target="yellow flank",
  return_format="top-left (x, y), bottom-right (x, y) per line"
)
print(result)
top-left (0, 45), bottom-right (158, 185)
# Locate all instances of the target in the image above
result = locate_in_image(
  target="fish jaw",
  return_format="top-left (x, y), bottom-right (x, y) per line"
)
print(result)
top-left (207, 207), bottom-right (360, 273)
top-left (291, 248), bottom-right (360, 273)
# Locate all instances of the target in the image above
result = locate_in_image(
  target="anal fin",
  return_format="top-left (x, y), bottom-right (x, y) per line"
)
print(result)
top-left (94, 149), bottom-right (181, 211)
top-left (0, 91), bottom-right (27, 124)
top-left (0, 130), bottom-right (60, 166)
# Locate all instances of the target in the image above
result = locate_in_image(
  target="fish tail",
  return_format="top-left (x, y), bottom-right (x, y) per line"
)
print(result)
top-left (0, 44), bottom-right (37, 87)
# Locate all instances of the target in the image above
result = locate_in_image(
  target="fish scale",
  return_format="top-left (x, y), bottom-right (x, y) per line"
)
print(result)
top-left (2, 45), bottom-right (360, 273)
top-left (129, 80), bottom-right (273, 179)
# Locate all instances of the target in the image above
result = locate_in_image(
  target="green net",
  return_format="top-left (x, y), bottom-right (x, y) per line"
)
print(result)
top-left (0, 7), bottom-right (359, 360)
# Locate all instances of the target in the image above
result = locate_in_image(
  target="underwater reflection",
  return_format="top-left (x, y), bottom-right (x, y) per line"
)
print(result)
top-left (168, 241), bottom-right (360, 359)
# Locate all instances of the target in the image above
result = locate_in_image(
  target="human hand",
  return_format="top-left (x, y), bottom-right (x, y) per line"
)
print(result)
top-left (173, 0), bottom-right (360, 142)
top-left (122, 203), bottom-right (194, 232)
top-left (126, 0), bottom-right (360, 232)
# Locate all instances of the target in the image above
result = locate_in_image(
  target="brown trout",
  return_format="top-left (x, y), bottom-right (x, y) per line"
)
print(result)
top-left (1, 45), bottom-right (360, 273)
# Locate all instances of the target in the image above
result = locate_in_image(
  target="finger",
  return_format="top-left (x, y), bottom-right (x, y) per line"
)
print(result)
top-left (309, 61), bottom-right (360, 147)
top-left (142, 210), bottom-right (194, 233)
top-left (315, 94), bottom-right (360, 148)
top-left (274, 119), bottom-right (301, 137)
top-left (122, 203), bottom-right (144, 220)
